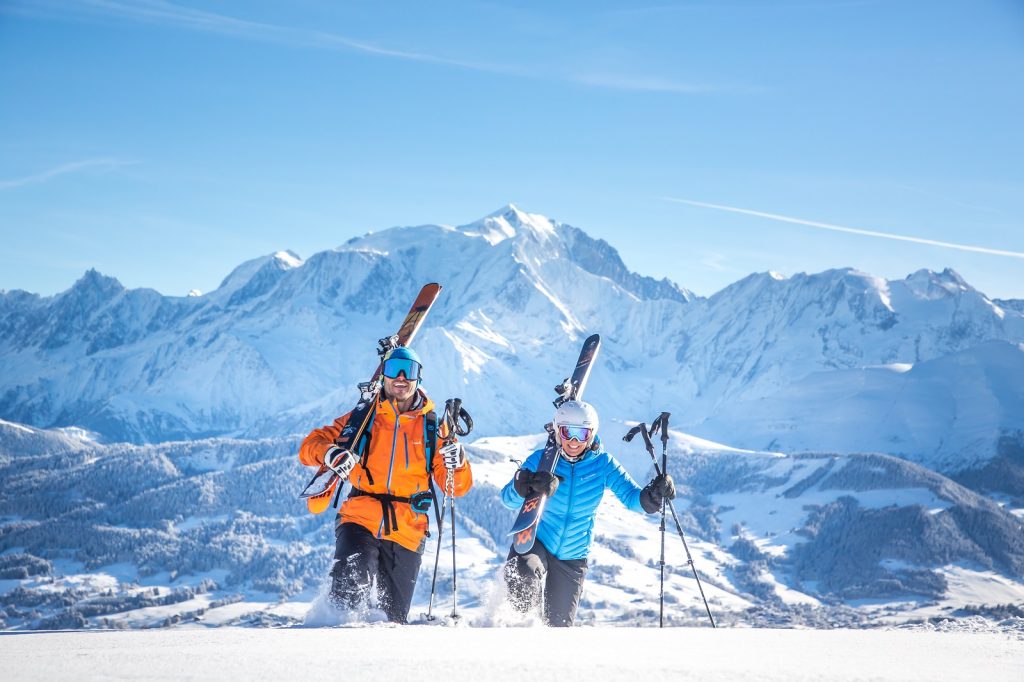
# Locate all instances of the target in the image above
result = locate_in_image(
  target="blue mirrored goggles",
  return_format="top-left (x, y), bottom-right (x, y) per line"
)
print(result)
top-left (410, 491), bottom-right (433, 515)
top-left (558, 425), bottom-right (594, 443)
top-left (382, 357), bottom-right (422, 381)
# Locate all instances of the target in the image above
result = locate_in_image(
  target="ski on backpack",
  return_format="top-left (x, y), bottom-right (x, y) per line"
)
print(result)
top-left (509, 333), bottom-right (601, 553)
top-left (299, 282), bottom-right (442, 513)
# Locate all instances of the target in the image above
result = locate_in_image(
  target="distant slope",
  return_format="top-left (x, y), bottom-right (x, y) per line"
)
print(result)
top-left (694, 341), bottom-right (1024, 492)
top-left (2, 420), bottom-right (1021, 630)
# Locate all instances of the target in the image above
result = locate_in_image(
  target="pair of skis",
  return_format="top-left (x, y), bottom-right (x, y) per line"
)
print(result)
top-left (299, 283), bottom-right (442, 512)
top-left (508, 333), bottom-right (601, 554)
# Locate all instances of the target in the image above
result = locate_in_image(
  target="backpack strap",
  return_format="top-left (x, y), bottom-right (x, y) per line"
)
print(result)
top-left (356, 406), bottom-right (377, 487)
top-left (423, 411), bottom-right (442, 530)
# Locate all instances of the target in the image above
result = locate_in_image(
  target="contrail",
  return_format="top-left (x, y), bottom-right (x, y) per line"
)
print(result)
top-left (663, 197), bottom-right (1024, 259)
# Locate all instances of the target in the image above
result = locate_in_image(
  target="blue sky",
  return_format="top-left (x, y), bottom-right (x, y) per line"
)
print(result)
top-left (1, 0), bottom-right (1022, 299)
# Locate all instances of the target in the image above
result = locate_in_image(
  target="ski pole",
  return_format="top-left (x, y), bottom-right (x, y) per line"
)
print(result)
top-left (624, 419), bottom-right (717, 628)
top-left (447, 465), bottom-right (458, 620)
top-left (649, 412), bottom-right (671, 627)
top-left (426, 494), bottom-right (447, 621)
top-left (426, 398), bottom-right (472, 621)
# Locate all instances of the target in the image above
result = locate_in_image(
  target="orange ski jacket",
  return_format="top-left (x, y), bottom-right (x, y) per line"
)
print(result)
top-left (299, 391), bottom-right (472, 553)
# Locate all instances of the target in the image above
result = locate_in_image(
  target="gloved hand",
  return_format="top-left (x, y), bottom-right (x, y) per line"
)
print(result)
top-left (513, 469), bottom-right (559, 498)
top-left (323, 445), bottom-right (355, 478)
top-left (440, 441), bottom-right (465, 470)
top-left (640, 473), bottom-right (676, 514)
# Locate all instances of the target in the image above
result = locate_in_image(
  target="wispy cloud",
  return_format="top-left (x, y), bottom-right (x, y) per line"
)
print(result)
top-left (0, 158), bottom-right (136, 190)
top-left (8, 0), bottom-right (525, 77)
top-left (571, 73), bottom-right (714, 94)
top-left (12, 0), bottom-right (733, 94)
top-left (891, 184), bottom-right (1002, 216)
top-left (606, 1), bottom-right (886, 18)
top-left (663, 197), bottom-right (1024, 259)
top-left (697, 251), bottom-right (736, 273)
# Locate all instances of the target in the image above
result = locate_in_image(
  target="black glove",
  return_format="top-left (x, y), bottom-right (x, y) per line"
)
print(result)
top-left (513, 469), bottom-right (559, 498)
top-left (640, 473), bottom-right (676, 514)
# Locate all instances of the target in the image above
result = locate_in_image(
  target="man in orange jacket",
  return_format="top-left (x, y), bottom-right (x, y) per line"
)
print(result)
top-left (299, 346), bottom-right (472, 623)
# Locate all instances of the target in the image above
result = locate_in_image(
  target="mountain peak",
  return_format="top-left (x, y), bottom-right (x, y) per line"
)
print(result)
top-left (272, 250), bottom-right (303, 269)
top-left (457, 204), bottom-right (557, 245)
top-left (904, 268), bottom-right (973, 299)
top-left (68, 268), bottom-right (124, 300)
top-left (213, 251), bottom-right (303, 304)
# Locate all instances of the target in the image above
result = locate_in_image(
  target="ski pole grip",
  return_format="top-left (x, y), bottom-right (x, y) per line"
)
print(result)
top-left (624, 423), bottom-right (656, 457)
top-left (456, 406), bottom-right (473, 436)
top-left (639, 424), bottom-right (655, 456)
top-left (623, 424), bottom-right (643, 443)
top-left (656, 412), bottom-right (670, 447)
top-left (443, 398), bottom-right (473, 437)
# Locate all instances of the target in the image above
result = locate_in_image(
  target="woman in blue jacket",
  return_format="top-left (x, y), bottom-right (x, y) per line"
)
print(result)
top-left (501, 400), bottom-right (675, 626)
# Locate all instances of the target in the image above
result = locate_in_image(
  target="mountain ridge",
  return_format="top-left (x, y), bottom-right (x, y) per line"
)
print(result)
top-left (0, 206), bottom-right (1021, 489)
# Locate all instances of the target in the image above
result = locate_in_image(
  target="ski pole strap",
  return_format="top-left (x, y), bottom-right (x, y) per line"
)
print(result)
top-left (353, 406), bottom-right (378, 486)
top-left (348, 489), bottom-right (412, 536)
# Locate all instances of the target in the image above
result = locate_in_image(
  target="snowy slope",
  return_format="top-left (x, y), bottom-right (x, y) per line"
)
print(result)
top-left (4, 627), bottom-right (1024, 682)
top-left (695, 341), bottom-right (1024, 479)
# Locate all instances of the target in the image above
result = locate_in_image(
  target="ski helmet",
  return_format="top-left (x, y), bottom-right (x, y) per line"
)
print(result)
top-left (382, 346), bottom-right (422, 381)
top-left (553, 400), bottom-right (599, 446)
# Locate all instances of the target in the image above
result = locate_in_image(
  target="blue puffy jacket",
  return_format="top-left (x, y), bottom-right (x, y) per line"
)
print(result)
top-left (501, 445), bottom-right (647, 560)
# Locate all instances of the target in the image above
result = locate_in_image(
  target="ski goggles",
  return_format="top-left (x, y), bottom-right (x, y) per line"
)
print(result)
top-left (558, 425), bottom-right (594, 443)
top-left (382, 357), bottom-right (422, 381)
top-left (410, 490), bottom-right (434, 515)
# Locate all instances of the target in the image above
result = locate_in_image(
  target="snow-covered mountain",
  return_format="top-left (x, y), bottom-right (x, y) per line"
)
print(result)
top-left (0, 204), bottom-right (1022, 487)
top-left (3, 203), bottom-right (1023, 631)
top-left (697, 341), bottom-right (1024, 477)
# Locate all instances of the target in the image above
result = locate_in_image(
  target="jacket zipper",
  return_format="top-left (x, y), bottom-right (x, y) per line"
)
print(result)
top-left (558, 460), bottom-right (576, 555)
top-left (377, 401), bottom-right (402, 538)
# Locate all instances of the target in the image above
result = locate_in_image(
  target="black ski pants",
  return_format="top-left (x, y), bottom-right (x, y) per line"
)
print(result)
top-left (330, 522), bottom-right (422, 623)
top-left (504, 541), bottom-right (588, 627)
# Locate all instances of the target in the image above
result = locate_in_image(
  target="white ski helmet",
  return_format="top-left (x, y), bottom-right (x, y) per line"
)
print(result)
top-left (553, 400), bottom-right (599, 445)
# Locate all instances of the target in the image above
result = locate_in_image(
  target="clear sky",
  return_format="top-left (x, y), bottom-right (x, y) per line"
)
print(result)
top-left (1, 0), bottom-right (1022, 300)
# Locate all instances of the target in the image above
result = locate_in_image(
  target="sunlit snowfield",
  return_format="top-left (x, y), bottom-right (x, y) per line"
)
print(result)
top-left (3, 626), bottom-right (1022, 681)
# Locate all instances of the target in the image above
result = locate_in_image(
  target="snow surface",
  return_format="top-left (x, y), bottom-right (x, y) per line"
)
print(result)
top-left (2, 627), bottom-right (1021, 681)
